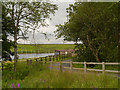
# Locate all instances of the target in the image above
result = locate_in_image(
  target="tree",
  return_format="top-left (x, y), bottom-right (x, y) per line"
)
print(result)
top-left (1, 1), bottom-right (58, 69)
top-left (2, 4), bottom-right (14, 61)
top-left (55, 2), bottom-right (119, 62)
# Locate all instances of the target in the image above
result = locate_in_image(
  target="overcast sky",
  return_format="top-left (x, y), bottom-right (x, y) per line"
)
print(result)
top-left (17, 1), bottom-right (76, 44)
top-left (11, 0), bottom-right (115, 44)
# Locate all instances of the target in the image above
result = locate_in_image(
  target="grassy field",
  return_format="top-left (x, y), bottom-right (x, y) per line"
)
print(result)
top-left (11, 44), bottom-right (75, 54)
top-left (2, 62), bottom-right (119, 88)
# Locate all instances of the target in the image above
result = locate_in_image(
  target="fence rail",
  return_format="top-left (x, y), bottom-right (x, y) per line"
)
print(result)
top-left (59, 61), bottom-right (120, 74)
top-left (1, 55), bottom-right (120, 74)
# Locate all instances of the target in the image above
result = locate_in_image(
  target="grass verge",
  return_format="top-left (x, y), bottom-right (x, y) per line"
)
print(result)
top-left (2, 61), bottom-right (119, 88)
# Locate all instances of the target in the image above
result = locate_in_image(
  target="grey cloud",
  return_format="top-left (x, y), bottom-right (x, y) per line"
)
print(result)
top-left (18, 2), bottom-right (75, 44)
top-left (50, 2), bottom-right (73, 26)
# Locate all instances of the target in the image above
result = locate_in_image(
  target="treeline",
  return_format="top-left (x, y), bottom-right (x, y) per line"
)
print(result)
top-left (55, 2), bottom-right (119, 62)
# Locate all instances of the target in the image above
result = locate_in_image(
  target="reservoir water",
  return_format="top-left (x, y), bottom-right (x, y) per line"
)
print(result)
top-left (11, 53), bottom-right (54, 59)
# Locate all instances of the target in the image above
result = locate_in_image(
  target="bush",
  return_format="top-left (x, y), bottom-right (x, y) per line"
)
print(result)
top-left (73, 44), bottom-right (96, 68)
top-left (2, 62), bottom-right (14, 70)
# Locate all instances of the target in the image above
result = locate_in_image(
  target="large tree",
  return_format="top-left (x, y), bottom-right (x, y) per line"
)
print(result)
top-left (1, 1), bottom-right (58, 69)
top-left (55, 2), bottom-right (119, 62)
top-left (2, 1), bottom-right (57, 69)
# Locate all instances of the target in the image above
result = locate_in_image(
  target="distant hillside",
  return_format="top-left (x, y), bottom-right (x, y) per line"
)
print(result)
top-left (11, 44), bottom-right (75, 54)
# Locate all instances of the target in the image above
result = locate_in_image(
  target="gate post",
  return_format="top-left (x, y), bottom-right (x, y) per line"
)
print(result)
top-left (84, 61), bottom-right (86, 73)
top-left (70, 61), bottom-right (72, 71)
top-left (60, 61), bottom-right (62, 72)
top-left (102, 62), bottom-right (105, 74)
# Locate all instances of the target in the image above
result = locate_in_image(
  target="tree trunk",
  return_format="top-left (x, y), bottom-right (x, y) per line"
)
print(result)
top-left (117, 28), bottom-right (120, 62)
top-left (87, 34), bottom-right (100, 62)
top-left (14, 29), bottom-right (17, 63)
top-left (14, 27), bottom-right (17, 70)
top-left (11, 3), bottom-right (17, 70)
top-left (95, 53), bottom-right (99, 62)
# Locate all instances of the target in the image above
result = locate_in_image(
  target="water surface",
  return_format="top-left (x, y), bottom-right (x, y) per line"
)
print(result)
top-left (11, 53), bottom-right (54, 59)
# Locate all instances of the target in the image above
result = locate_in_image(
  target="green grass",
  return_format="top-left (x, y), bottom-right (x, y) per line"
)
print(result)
top-left (2, 61), bottom-right (119, 88)
top-left (11, 44), bottom-right (75, 54)
top-left (73, 63), bottom-right (84, 68)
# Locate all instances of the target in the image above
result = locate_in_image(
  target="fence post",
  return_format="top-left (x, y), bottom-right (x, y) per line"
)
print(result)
top-left (50, 61), bottom-right (52, 70)
top-left (66, 54), bottom-right (68, 58)
top-left (27, 59), bottom-right (29, 65)
top-left (53, 56), bottom-right (54, 61)
top-left (60, 61), bottom-right (62, 72)
top-left (36, 58), bottom-right (39, 64)
top-left (43, 57), bottom-right (45, 66)
top-left (36, 58), bottom-right (37, 62)
top-left (63, 54), bottom-right (65, 59)
top-left (32, 59), bottom-right (34, 63)
top-left (45, 57), bottom-right (47, 63)
top-left (40, 57), bottom-right (42, 61)
top-left (49, 56), bottom-right (51, 61)
top-left (30, 60), bottom-right (32, 65)
top-left (61, 54), bottom-right (63, 60)
top-left (43, 60), bottom-right (45, 66)
top-left (84, 61), bottom-right (87, 73)
top-left (70, 61), bottom-right (72, 71)
top-left (102, 62), bottom-right (105, 74)
top-left (59, 55), bottom-right (60, 61)
top-left (64, 54), bottom-right (65, 59)
top-left (56, 55), bottom-right (58, 61)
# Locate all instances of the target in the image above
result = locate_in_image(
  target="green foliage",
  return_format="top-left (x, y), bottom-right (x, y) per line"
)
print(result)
top-left (2, 62), bottom-right (26, 80)
top-left (73, 44), bottom-right (96, 62)
top-left (2, 62), bottom-right (45, 86)
top-left (2, 1), bottom-right (58, 35)
top-left (2, 4), bottom-right (14, 61)
top-left (55, 2), bottom-right (119, 62)
top-left (2, 62), bottom-right (14, 70)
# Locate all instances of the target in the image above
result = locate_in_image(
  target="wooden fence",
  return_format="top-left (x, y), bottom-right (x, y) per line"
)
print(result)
top-left (0, 54), bottom-right (69, 70)
top-left (23, 59), bottom-right (120, 74)
top-left (57, 61), bottom-right (120, 74)
top-left (1, 54), bottom-right (120, 74)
